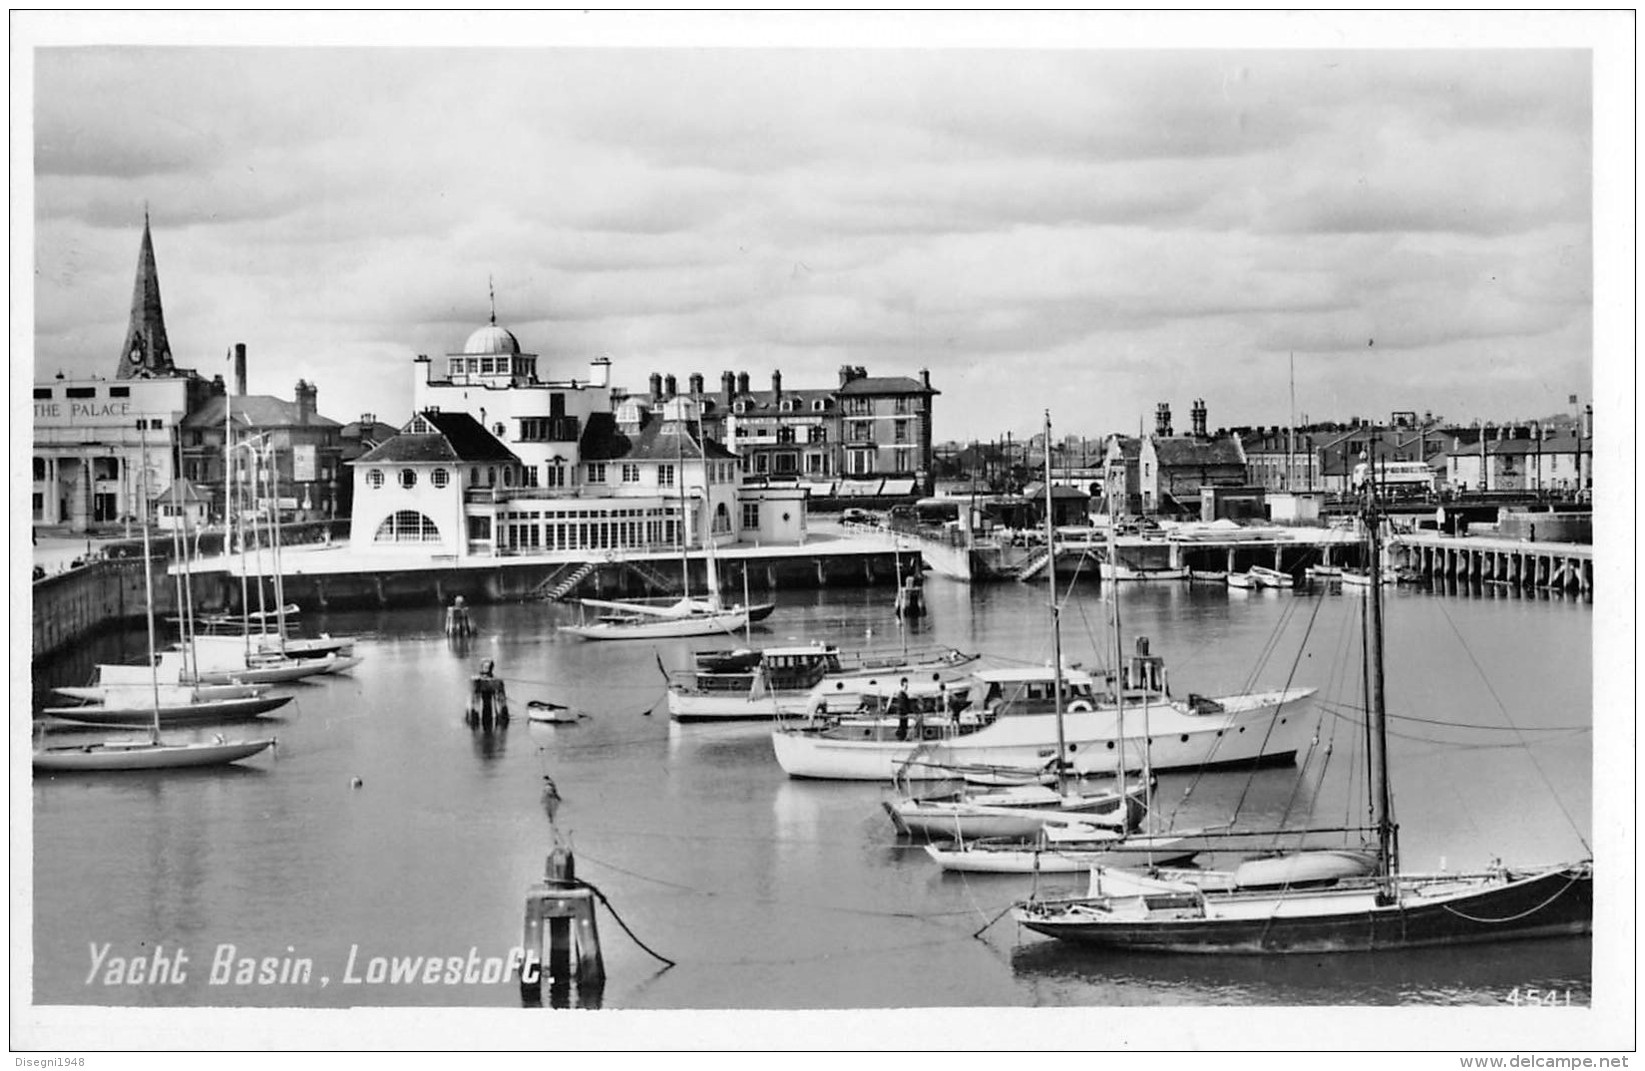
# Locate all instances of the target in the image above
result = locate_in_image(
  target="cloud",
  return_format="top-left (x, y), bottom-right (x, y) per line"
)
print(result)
top-left (27, 43), bottom-right (1598, 441)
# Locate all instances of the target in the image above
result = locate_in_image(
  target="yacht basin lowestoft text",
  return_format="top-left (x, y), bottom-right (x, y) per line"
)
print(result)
top-left (84, 941), bottom-right (539, 988)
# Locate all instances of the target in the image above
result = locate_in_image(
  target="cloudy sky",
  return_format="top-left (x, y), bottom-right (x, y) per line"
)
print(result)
top-left (20, 13), bottom-right (1622, 443)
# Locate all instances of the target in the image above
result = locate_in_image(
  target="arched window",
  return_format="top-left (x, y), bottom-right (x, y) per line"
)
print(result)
top-left (431, 468), bottom-right (449, 489)
top-left (367, 469), bottom-right (384, 489)
top-left (502, 466), bottom-right (514, 487)
top-left (399, 468), bottom-right (417, 489)
top-left (374, 510), bottom-right (441, 543)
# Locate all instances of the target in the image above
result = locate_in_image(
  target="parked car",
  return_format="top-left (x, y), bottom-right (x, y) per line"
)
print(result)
top-left (841, 507), bottom-right (876, 525)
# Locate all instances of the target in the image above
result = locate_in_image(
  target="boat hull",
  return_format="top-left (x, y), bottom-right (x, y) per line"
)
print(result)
top-left (926, 835), bottom-right (1202, 872)
top-left (668, 648), bottom-right (981, 722)
top-left (189, 653), bottom-right (361, 685)
top-left (526, 701), bottom-right (584, 724)
top-left (1014, 864), bottom-right (1593, 953)
top-left (562, 609), bottom-right (751, 641)
top-left (42, 694), bottom-right (294, 727)
top-left (772, 688), bottom-right (1315, 781)
top-left (33, 737), bottom-right (277, 771)
top-left (54, 682), bottom-right (263, 703)
top-left (886, 784), bottom-right (1146, 841)
top-left (1100, 564), bottom-right (1189, 582)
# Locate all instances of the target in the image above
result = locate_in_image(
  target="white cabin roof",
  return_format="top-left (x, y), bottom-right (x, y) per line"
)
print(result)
top-left (971, 665), bottom-right (1096, 685)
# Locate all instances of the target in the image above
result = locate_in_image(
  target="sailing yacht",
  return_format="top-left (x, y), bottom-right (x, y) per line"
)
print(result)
top-left (563, 400), bottom-right (772, 640)
top-left (1012, 466), bottom-right (1593, 952)
top-left (35, 429), bottom-right (278, 771)
top-left (885, 413), bottom-right (1150, 840)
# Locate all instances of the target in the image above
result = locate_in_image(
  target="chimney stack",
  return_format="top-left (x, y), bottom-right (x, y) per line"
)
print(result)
top-left (1582, 404), bottom-right (1592, 439)
top-left (1191, 398), bottom-right (1208, 438)
top-left (722, 370), bottom-right (736, 406)
top-left (688, 372), bottom-right (704, 395)
top-left (772, 369), bottom-right (783, 404)
top-left (361, 413), bottom-right (376, 428)
top-left (649, 372), bottom-right (663, 402)
top-left (1155, 402), bottom-right (1172, 438)
top-left (295, 379), bottom-right (315, 426)
top-left (920, 367), bottom-right (931, 390)
top-left (664, 374), bottom-right (678, 399)
top-left (234, 343), bottom-right (248, 396)
top-left (736, 371), bottom-right (750, 395)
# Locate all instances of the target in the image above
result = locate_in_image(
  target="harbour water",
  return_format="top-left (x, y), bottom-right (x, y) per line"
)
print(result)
top-left (30, 578), bottom-right (1594, 1010)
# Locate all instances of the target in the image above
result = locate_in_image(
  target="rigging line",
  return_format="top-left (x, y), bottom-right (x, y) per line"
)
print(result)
top-left (1312, 698), bottom-right (1591, 733)
top-left (498, 674), bottom-right (661, 692)
top-left (1157, 585), bottom-right (1330, 830)
top-left (572, 847), bottom-right (985, 921)
top-left (1437, 869), bottom-right (1588, 924)
top-left (1312, 705), bottom-right (1588, 751)
top-left (971, 900), bottom-right (1018, 940)
top-left (1228, 587), bottom-right (1329, 825)
top-left (657, 931), bottom-right (979, 970)
top-left (573, 878), bottom-right (676, 968)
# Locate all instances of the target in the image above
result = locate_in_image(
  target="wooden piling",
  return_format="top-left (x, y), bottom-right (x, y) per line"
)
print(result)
top-left (466, 659), bottom-right (508, 727)
top-left (519, 846), bottom-right (605, 1007)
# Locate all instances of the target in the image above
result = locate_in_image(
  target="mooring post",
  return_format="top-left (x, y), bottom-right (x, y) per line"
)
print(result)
top-left (519, 845), bottom-right (605, 1007)
top-left (445, 595), bottom-right (474, 638)
top-left (467, 658), bottom-right (508, 727)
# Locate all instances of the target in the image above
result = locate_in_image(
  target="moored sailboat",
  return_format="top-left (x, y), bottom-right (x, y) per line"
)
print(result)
top-left (563, 399), bottom-right (772, 640)
top-left (35, 427), bottom-right (277, 771)
top-left (1012, 463), bottom-right (1593, 953)
top-left (886, 413), bottom-right (1154, 842)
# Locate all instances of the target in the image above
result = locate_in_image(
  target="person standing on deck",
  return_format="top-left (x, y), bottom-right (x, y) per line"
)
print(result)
top-left (892, 678), bottom-right (912, 741)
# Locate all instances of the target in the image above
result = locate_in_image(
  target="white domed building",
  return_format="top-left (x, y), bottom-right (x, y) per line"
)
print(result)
top-left (349, 310), bottom-right (771, 560)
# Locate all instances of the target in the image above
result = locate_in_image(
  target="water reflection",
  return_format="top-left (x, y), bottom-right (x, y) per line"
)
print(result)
top-left (470, 721), bottom-right (510, 762)
top-left (1010, 934), bottom-right (1593, 1006)
top-left (31, 581), bottom-right (1592, 1009)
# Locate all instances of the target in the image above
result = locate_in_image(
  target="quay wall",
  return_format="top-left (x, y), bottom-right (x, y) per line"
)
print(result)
top-left (31, 559), bottom-right (179, 661)
top-left (32, 546), bottom-right (920, 658)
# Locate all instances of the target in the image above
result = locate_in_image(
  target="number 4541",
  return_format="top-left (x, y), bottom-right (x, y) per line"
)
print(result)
top-left (1508, 987), bottom-right (1573, 1006)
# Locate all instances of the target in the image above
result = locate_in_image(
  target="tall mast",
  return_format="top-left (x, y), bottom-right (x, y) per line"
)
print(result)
top-left (138, 423), bottom-right (161, 745)
top-left (1041, 412), bottom-right (1067, 795)
top-left (1361, 456), bottom-right (1396, 892)
top-left (1287, 352), bottom-right (1296, 491)
top-left (270, 442), bottom-right (289, 647)
top-left (1107, 449), bottom-right (1126, 804)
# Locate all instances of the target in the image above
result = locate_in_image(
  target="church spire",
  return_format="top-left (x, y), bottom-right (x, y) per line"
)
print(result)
top-left (116, 212), bottom-right (176, 380)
